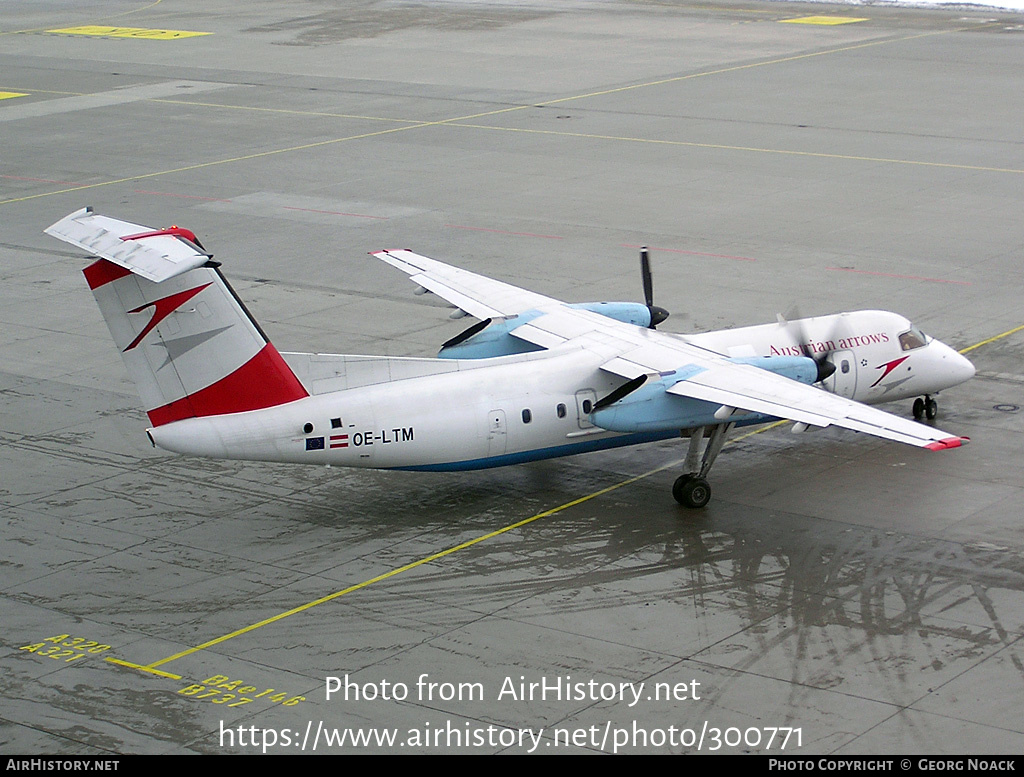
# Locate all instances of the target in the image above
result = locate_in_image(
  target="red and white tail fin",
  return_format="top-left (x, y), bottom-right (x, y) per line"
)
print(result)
top-left (47, 208), bottom-right (308, 426)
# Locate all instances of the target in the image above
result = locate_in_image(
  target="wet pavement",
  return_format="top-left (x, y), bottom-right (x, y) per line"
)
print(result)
top-left (2, 0), bottom-right (1023, 754)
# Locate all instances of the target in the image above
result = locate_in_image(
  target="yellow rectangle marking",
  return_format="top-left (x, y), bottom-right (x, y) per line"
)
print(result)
top-left (105, 657), bottom-right (182, 679)
top-left (780, 16), bottom-right (868, 25)
top-left (0, 92), bottom-right (28, 100)
top-left (47, 26), bottom-right (211, 40)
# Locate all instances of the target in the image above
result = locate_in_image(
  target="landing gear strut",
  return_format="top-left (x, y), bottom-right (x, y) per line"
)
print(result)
top-left (913, 395), bottom-right (938, 421)
top-left (673, 422), bottom-right (733, 508)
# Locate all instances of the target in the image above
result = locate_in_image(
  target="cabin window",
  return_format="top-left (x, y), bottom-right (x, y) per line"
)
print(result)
top-left (522, 409), bottom-right (532, 424)
top-left (582, 399), bottom-right (593, 414)
top-left (557, 403), bottom-right (567, 419)
top-left (841, 360), bottom-right (850, 374)
top-left (331, 417), bottom-right (343, 429)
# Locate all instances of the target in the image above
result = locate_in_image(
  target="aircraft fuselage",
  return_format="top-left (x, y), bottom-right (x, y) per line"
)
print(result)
top-left (149, 309), bottom-right (973, 471)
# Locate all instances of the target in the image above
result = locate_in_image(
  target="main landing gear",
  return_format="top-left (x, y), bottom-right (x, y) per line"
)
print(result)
top-left (673, 422), bottom-right (734, 508)
top-left (912, 394), bottom-right (938, 421)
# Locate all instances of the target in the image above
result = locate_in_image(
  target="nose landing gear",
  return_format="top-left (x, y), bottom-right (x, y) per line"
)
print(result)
top-left (913, 395), bottom-right (938, 421)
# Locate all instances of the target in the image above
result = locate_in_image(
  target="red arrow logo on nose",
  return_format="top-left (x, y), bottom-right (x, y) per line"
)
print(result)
top-left (869, 355), bottom-right (910, 388)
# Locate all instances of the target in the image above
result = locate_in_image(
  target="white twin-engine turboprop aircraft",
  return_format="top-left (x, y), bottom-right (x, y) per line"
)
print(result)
top-left (46, 208), bottom-right (975, 508)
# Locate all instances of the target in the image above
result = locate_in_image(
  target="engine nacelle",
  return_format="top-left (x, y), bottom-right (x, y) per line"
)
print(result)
top-left (438, 302), bottom-right (659, 359)
top-left (438, 311), bottom-right (545, 359)
top-left (726, 355), bottom-right (819, 385)
top-left (568, 301), bottom-right (657, 328)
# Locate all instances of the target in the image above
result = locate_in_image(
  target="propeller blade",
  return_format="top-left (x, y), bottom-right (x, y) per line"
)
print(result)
top-left (640, 247), bottom-right (654, 308)
top-left (593, 374), bottom-right (648, 412)
top-left (441, 317), bottom-right (492, 349)
top-left (639, 247), bottom-right (669, 328)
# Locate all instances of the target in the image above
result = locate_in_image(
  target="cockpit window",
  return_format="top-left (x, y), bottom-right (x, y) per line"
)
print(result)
top-left (899, 326), bottom-right (928, 351)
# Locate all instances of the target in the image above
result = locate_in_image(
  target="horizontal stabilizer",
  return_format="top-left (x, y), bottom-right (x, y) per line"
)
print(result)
top-left (45, 207), bottom-right (210, 283)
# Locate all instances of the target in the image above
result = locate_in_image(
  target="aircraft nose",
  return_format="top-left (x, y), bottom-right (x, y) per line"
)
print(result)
top-left (939, 341), bottom-right (975, 386)
top-left (954, 350), bottom-right (976, 383)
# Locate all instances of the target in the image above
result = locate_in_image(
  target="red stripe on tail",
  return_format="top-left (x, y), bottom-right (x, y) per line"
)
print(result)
top-left (147, 343), bottom-right (308, 426)
top-left (84, 259), bottom-right (132, 290)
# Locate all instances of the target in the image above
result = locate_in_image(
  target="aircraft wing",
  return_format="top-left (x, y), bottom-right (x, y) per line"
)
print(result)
top-left (372, 249), bottom-right (560, 319)
top-left (662, 360), bottom-right (963, 449)
top-left (373, 250), bottom-right (966, 451)
top-left (565, 308), bottom-right (965, 450)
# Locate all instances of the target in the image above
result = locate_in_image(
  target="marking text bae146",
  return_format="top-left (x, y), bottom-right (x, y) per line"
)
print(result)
top-left (46, 208), bottom-right (975, 508)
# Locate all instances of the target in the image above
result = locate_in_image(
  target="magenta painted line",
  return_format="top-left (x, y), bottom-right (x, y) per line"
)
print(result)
top-left (446, 224), bottom-right (564, 240)
top-left (3, 174), bottom-right (84, 185)
top-left (283, 206), bottom-right (387, 220)
top-left (135, 190), bottom-right (233, 202)
top-left (826, 267), bottom-right (971, 286)
top-left (621, 244), bottom-right (756, 262)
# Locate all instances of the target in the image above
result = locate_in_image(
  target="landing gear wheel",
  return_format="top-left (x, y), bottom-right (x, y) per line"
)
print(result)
top-left (672, 474), bottom-right (692, 504)
top-left (925, 397), bottom-right (938, 420)
top-left (913, 397), bottom-right (925, 420)
top-left (673, 474), bottom-right (711, 508)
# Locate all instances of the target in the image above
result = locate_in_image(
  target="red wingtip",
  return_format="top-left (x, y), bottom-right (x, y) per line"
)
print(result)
top-left (925, 436), bottom-right (968, 451)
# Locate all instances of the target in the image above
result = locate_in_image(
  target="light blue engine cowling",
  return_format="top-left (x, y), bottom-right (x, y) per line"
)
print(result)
top-left (438, 303), bottom-right (656, 359)
top-left (591, 356), bottom-right (820, 433)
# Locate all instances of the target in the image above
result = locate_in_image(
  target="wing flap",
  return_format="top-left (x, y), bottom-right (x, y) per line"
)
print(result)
top-left (600, 357), bottom-right (652, 380)
top-left (408, 273), bottom-right (500, 320)
top-left (507, 323), bottom-right (567, 349)
top-left (45, 207), bottom-right (210, 282)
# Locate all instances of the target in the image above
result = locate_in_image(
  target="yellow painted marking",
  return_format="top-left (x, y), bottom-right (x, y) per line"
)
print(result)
top-left (0, 87), bottom-right (77, 96)
top-left (110, 0), bottom-right (165, 18)
top-left (150, 98), bottom-right (426, 125)
top-left (449, 122), bottom-right (1024, 176)
top-left (0, 91), bottom-right (27, 100)
top-left (128, 422), bottom-right (790, 671)
top-left (105, 657), bottom-right (181, 679)
top-left (780, 16), bottom-right (868, 26)
top-left (0, 0), bottom-right (165, 37)
top-left (47, 26), bottom-right (210, 40)
top-left (0, 122), bottom-right (461, 206)
top-left (108, 321), bottom-right (1019, 675)
top-left (2, 25), bottom-right (999, 208)
top-left (136, 95), bottom-right (1024, 178)
top-left (959, 324), bottom-right (1024, 355)
top-left (146, 470), bottom-right (674, 667)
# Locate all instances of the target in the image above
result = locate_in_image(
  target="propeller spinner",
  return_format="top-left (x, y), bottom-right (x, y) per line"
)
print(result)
top-left (780, 309), bottom-right (837, 384)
